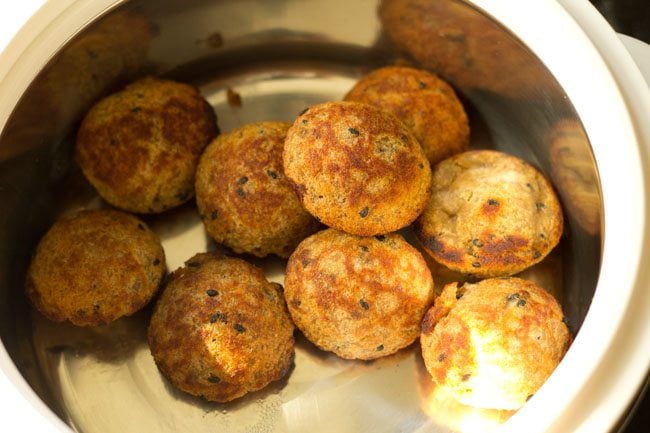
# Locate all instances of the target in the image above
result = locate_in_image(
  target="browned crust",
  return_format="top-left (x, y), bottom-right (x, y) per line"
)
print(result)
top-left (344, 66), bottom-right (469, 165)
top-left (195, 121), bottom-right (320, 258)
top-left (147, 253), bottom-right (295, 402)
top-left (283, 101), bottom-right (432, 236)
top-left (415, 150), bottom-right (563, 277)
top-left (284, 228), bottom-right (434, 360)
top-left (25, 209), bottom-right (166, 326)
top-left (75, 76), bottom-right (218, 214)
top-left (420, 277), bottom-right (570, 410)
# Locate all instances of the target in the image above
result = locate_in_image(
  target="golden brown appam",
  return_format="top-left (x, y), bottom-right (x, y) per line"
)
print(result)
top-left (25, 209), bottom-right (166, 326)
top-left (147, 253), bottom-right (295, 403)
top-left (195, 121), bottom-right (321, 258)
top-left (420, 277), bottom-right (571, 410)
top-left (283, 101), bottom-right (432, 236)
top-left (344, 66), bottom-right (469, 165)
top-left (75, 76), bottom-right (218, 214)
top-left (284, 228), bottom-right (434, 360)
top-left (415, 150), bottom-right (563, 278)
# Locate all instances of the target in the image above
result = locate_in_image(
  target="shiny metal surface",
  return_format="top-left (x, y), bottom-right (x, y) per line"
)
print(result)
top-left (0, 0), bottom-right (601, 432)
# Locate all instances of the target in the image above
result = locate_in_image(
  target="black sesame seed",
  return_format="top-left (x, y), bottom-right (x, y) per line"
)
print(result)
top-left (359, 299), bottom-right (370, 310)
top-left (517, 299), bottom-right (527, 307)
top-left (487, 199), bottom-right (499, 206)
top-left (360, 245), bottom-right (369, 252)
top-left (526, 183), bottom-right (534, 190)
top-left (359, 207), bottom-right (369, 218)
top-left (375, 235), bottom-right (386, 241)
top-left (211, 210), bottom-right (218, 220)
top-left (207, 375), bottom-right (221, 384)
top-left (376, 344), bottom-right (384, 351)
top-left (540, 233), bottom-right (546, 239)
top-left (438, 353), bottom-right (447, 362)
top-left (533, 250), bottom-right (542, 259)
top-left (455, 291), bottom-right (464, 300)
top-left (536, 202), bottom-right (546, 210)
top-left (266, 170), bottom-right (278, 179)
top-left (301, 119), bottom-right (309, 125)
top-left (137, 223), bottom-right (146, 231)
top-left (153, 258), bottom-right (161, 266)
top-left (237, 176), bottom-right (248, 185)
top-left (234, 323), bottom-right (246, 333)
top-left (131, 106), bottom-right (141, 113)
top-left (348, 127), bottom-right (360, 136)
top-left (419, 162), bottom-right (425, 169)
top-left (210, 312), bottom-right (227, 323)
top-left (206, 289), bottom-right (218, 297)
top-left (472, 238), bottom-right (483, 247)
top-left (506, 293), bottom-right (520, 304)
top-left (418, 81), bottom-right (427, 89)
top-left (236, 187), bottom-right (246, 197)
top-left (462, 373), bottom-right (472, 381)
top-left (299, 107), bottom-right (309, 116)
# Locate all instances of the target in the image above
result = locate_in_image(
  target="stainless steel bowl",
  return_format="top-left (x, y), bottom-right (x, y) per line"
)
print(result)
top-left (1, 1), bottom-right (649, 432)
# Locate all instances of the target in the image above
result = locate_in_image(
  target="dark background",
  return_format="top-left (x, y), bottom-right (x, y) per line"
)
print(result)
top-left (587, 1), bottom-right (649, 432)
top-left (590, 0), bottom-right (650, 43)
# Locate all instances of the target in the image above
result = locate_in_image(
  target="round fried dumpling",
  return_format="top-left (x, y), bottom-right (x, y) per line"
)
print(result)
top-left (283, 101), bottom-right (432, 236)
top-left (195, 121), bottom-right (320, 258)
top-left (75, 76), bottom-right (218, 214)
top-left (415, 150), bottom-right (563, 278)
top-left (420, 277), bottom-right (571, 410)
top-left (26, 208), bottom-right (166, 326)
top-left (148, 253), bottom-right (295, 402)
top-left (284, 228), bottom-right (434, 360)
top-left (345, 66), bottom-right (469, 165)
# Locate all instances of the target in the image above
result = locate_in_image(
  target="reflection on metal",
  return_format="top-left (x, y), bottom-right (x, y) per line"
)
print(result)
top-left (379, 0), bottom-right (544, 98)
top-left (0, 0), bottom-right (602, 432)
top-left (0, 8), bottom-right (155, 161)
top-left (549, 119), bottom-right (602, 237)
